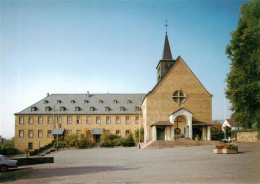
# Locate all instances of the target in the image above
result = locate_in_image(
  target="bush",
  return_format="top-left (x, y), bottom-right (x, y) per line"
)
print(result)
top-left (211, 122), bottom-right (224, 140)
top-left (0, 147), bottom-right (20, 155)
top-left (77, 136), bottom-right (94, 149)
top-left (15, 157), bottom-right (54, 166)
top-left (134, 127), bottom-right (144, 143)
top-left (53, 141), bottom-right (67, 148)
top-left (100, 132), bottom-right (135, 147)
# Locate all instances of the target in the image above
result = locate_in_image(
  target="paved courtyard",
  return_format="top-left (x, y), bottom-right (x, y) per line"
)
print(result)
top-left (1, 143), bottom-right (260, 183)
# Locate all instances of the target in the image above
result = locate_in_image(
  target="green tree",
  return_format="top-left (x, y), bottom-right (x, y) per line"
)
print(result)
top-left (211, 122), bottom-right (224, 140)
top-left (226, 0), bottom-right (260, 129)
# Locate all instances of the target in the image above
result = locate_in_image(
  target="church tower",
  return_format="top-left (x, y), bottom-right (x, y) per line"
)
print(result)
top-left (156, 33), bottom-right (175, 82)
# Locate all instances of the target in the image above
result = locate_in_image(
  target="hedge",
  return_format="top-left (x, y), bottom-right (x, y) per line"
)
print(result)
top-left (0, 148), bottom-right (20, 155)
top-left (15, 157), bottom-right (54, 166)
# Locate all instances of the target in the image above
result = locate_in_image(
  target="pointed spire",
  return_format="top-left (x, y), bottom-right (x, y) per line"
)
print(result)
top-left (162, 33), bottom-right (173, 60)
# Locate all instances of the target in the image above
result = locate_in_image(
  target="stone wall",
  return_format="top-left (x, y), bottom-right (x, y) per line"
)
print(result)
top-left (237, 131), bottom-right (260, 142)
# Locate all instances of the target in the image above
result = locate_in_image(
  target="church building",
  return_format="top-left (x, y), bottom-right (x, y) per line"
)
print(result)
top-left (14, 31), bottom-right (212, 151)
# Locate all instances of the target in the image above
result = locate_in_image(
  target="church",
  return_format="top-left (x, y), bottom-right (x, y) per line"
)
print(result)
top-left (14, 31), bottom-right (212, 151)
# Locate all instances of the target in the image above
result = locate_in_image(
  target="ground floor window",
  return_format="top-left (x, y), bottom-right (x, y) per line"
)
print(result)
top-left (116, 130), bottom-right (120, 136)
top-left (19, 130), bottom-right (24, 138)
top-left (28, 142), bottom-right (33, 150)
top-left (77, 130), bottom-right (81, 137)
top-left (47, 130), bottom-right (52, 138)
top-left (125, 130), bottom-right (130, 137)
top-left (67, 130), bottom-right (71, 135)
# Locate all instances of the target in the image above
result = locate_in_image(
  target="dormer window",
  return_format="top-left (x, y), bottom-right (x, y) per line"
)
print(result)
top-left (75, 107), bottom-right (81, 111)
top-left (44, 100), bottom-right (48, 104)
top-left (99, 100), bottom-right (103, 104)
top-left (57, 100), bottom-right (62, 104)
top-left (84, 100), bottom-right (89, 104)
top-left (105, 106), bottom-right (110, 111)
top-left (120, 106), bottom-right (125, 111)
top-left (90, 107), bottom-right (95, 111)
top-left (31, 107), bottom-right (37, 112)
top-left (135, 106), bottom-right (141, 112)
top-left (45, 107), bottom-right (51, 112)
top-left (127, 100), bottom-right (132, 104)
top-left (60, 106), bottom-right (66, 111)
top-left (71, 100), bottom-right (75, 104)
top-left (114, 100), bottom-right (118, 104)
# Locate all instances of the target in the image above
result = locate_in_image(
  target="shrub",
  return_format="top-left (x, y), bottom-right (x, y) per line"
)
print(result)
top-left (100, 132), bottom-right (135, 147)
top-left (134, 127), bottom-right (144, 143)
top-left (77, 136), bottom-right (94, 149)
top-left (0, 148), bottom-right (20, 155)
top-left (53, 141), bottom-right (67, 148)
top-left (211, 122), bottom-right (224, 140)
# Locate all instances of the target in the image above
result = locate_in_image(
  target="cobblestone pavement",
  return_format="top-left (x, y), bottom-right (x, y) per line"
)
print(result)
top-left (1, 143), bottom-right (260, 183)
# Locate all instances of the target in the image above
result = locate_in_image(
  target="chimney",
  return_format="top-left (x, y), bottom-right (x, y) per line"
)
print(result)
top-left (47, 92), bottom-right (49, 97)
top-left (86, 91), bottom-right (90, 98)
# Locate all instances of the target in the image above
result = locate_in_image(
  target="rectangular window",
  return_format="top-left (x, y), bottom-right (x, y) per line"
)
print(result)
top-left (125, 130), bottom-right (130, 137)
top-left (47, 130), bottom-right (52, 138)
top-left (28, 130), bottom-right (33, 138)
top-left (38, 117), bottom-right (43, 124)
top-left (77, 116), bottom-right (81, 124)
top-left (28, 142), bottom-right (33, 150)
top-left (38, 130), bottom-right (43, 138)
top-left (57, 116), bottom-right (61, 124)
top-left (116, 130), bottom-right (120, 136)
top-left (106, 116), bottom-right (110, 124)
top-left (105, 130), bottom-right (110, 134)
top-left (96, 117), bottom-right (100, 124)
top-left (116, 116), bottom-right (120, 124)
top-left (48, 117), bottom-right (52, 124)
top-left (19, 117), bottom-right (24, 124)
top-left (29, 117), bottom-right (33, 124)
top-left (77, 130), bottom-right (81, 137)
top-left (67, 116), bottom-right (71, 124)
top-left (67, 130), bottom-right (71, 135)
top-left (126, 116), bottom-right (130, 124)
top-left (86, 116), bottom-right (91, 124)
top-left (135, 116), bottom-right (139, 124)
top-left (19, 130), bottom-right (24, 138)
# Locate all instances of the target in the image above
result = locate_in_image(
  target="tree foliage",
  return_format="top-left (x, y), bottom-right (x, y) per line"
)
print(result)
top-left (211, 122), bottom-right (224, 140)
top-left (226, 0), bottom-right (260, 129)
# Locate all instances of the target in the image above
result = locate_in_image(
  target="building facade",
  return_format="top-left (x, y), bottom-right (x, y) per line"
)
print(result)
top-left (14, 32), bottom-right (212, 151)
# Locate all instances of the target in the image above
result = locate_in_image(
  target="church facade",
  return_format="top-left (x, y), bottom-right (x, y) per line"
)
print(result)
top-left (14, 33), bottom-right (212, 151)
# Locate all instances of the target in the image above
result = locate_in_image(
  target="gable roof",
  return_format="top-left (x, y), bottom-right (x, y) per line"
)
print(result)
top-left (15, 93), bottom-right (146, 115)
top-left (225, 119), bottom-right (239, 127)
top-left (143, 56), bottom-right (212, 103)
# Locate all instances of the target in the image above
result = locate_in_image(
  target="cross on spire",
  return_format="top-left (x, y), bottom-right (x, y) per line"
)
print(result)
top-left (164, 20), bottom-right (168, 33)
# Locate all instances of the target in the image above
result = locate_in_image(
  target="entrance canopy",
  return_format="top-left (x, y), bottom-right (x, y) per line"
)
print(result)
top-left (92, 128), bottom-right (104, 135)
top-left (51, 128), bottom-right (65, 135)
top-left (151, 121), bottom-right (173, 126)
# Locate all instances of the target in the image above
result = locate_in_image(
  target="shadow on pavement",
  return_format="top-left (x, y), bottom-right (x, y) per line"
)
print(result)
top-left (0, 165), bottom-right (137, 182)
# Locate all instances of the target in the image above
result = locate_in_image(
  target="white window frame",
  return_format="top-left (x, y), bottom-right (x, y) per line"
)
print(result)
top-left (48, 117), bottom-right (52, 124)
top-left (38, 117), bottom-right (43, 124)
top-left (38, 130), bottom-right (43, 138)
top-left (28, 130), bottom-right (33, 138)
top-left (96, 117), bottom-right (100, 124)
top-left (126, 116), bottom-right (130, 124)
top-left (19, 117), bottom-right (24, 124)
top-left (86, 116), bottom-right (91, 124)
top-left (106, 116), bottom-right (110, 124)
top-left (116, 116), bottom-right (120, 124)
top-left (67, 116), bottom-right (71, 124)
top-left (77, 116), bottom-right (81, 124)
top-left (57, 116), bottom-right (61, 124)
top-left (19, 130), bottom-right (24, 138)
top-left (29, 117), bottom-right (33, 124)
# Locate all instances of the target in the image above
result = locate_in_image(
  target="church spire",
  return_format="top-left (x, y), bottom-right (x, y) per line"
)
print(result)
top-left (162, 32), bottom-right (173, 60)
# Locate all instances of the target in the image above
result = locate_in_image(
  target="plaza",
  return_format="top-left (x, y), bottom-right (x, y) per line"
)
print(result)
top-left (1, 143), bottom-right (260, 183)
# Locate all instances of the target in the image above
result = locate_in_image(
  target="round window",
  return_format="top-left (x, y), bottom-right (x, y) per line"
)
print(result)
top-left (172, 90), bottom-right (187, 105)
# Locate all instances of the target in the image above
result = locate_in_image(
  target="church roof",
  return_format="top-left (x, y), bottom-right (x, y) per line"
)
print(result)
top-left (15, 93), bottom-right (146, 115)
top-left (162, 33), bottom-right (173, 60)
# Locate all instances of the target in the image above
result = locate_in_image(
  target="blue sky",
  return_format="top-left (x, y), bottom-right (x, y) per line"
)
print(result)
top-left (1, 0), bottom-right (248, 138)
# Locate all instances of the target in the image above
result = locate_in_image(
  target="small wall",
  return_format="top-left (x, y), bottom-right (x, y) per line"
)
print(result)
top-left (237, 131), bottom-right (260, 142)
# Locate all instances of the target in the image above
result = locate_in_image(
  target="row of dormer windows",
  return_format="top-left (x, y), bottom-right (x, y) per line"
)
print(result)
top-left (44, 99), bottom-right (133, 104)
top-left (32, 106), bottom-right (141, 112)
top-left (19, 116), bottom-right (140, 124)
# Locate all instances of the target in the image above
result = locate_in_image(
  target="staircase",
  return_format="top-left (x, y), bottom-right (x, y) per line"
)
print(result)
top-left (142, 139), bottom-right (221, 149)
